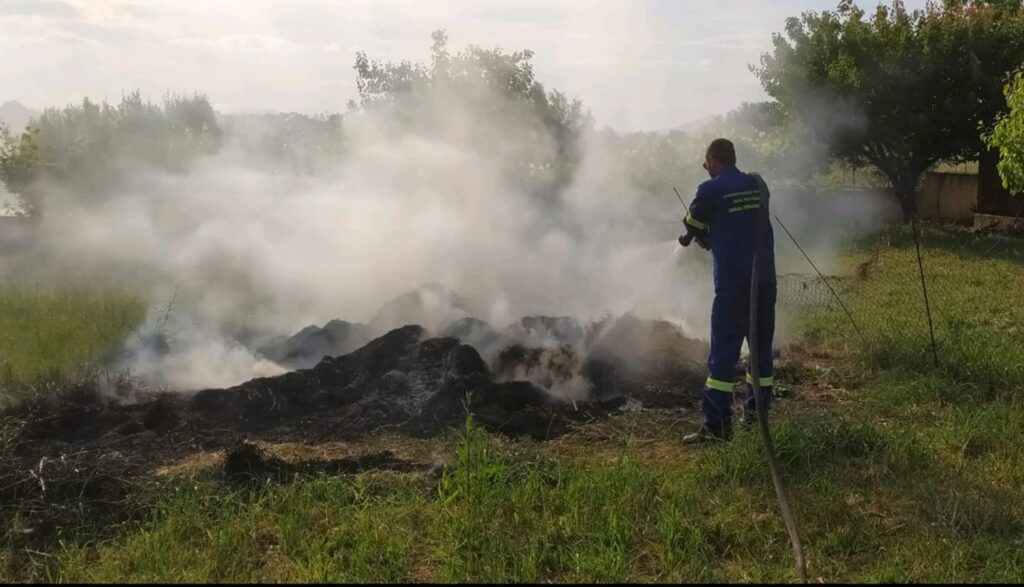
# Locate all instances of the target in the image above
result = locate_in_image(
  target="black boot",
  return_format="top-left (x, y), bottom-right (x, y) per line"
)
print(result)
top-left (687, 387), bottom-right (734, 444)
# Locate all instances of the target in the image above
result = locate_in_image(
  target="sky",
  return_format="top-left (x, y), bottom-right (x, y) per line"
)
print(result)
top-left (0, 0), bottom-right (928, 132)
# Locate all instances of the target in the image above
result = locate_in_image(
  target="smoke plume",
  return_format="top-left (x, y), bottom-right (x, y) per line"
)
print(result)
top-left (11, 39), bottom-right (894, 395)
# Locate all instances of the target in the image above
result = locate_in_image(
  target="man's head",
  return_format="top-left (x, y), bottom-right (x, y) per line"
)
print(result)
top-left (703, 138), bottom-right (736, 178)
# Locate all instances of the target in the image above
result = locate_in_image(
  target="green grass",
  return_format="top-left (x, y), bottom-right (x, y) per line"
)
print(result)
top-left (4, 225), bottom-right (1024, 583)
top-left (0, 285), bottom-right (145, 400)
top-left (806, 226), bottom-right (1024, 390)
top-left (38, 412), bottom-right (1024, 583)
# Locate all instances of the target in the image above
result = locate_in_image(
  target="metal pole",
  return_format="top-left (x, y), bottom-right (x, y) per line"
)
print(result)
top-left (909, 212), bottom-right (940, 368)
top-left (672, 186), bottom-right (688, 209)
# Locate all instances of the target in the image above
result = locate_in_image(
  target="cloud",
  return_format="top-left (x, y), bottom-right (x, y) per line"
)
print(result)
top-left (0, 0), bottom-right (81, 19)
top-left (171, 34), bottom-right (300, 53)
top-left (114, 3), bottom-right (160, 20)
top-left (0, 0), bottom-right (933, 130)
top-left (468, 2), bottom-right (569, 25)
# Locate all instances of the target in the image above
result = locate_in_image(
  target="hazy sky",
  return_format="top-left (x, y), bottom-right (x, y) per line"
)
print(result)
top-left (0, 0), bottom-right (927, 131)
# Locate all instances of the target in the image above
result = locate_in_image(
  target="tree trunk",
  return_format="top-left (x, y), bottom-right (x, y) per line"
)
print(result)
top-left (891, 167), bottom-right (923, 224)
top-left (896, 188), bottom-right (914, 222)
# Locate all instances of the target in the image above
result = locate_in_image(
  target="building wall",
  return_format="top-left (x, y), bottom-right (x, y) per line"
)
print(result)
top-left (915, 171), bottom-right (977, 222)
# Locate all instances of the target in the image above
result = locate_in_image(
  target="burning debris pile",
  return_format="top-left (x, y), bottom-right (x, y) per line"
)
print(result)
top-left (257, 319), bottom-right (374, 370)
top-left (182, 306), bottom-right (709, 439)
top-left (190, 316), bottom-right (697, 440)
top-left (192, 324), bottom-right (495, 436)
top-left (14, 312), bottom-right (708, 460)
top-left (79, 286), bottom-right (712, 444)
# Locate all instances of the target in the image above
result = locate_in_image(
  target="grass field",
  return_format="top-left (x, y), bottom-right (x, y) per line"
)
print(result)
top-left (0, 285), bottom-right (145, 403)
top-left (2, 225), bottom-right (1023, 583)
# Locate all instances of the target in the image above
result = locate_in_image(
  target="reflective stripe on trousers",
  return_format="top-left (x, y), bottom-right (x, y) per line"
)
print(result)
top-left (701, 280), bottom-right (776, 432)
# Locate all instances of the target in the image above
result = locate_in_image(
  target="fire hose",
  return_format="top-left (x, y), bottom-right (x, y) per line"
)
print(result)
top-left (749, 173), bottom-right (808, 583)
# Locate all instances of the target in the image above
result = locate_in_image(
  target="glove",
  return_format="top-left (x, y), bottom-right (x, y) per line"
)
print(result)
top-left (679, 223), bottom-right (710, 250)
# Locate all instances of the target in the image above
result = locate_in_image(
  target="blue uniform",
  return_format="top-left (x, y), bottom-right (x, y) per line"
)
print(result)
top-left (685, 165), bottom-right (776, 436)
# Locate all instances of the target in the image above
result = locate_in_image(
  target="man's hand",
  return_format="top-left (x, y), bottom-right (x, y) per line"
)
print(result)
top-left (679, 224), bottom-right (710, 250)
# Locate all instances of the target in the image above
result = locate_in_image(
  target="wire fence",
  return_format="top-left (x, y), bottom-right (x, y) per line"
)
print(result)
top-left (775, 227), bottom-right (1024, 357)
top-left (777, 273), bottom-right (847, 312)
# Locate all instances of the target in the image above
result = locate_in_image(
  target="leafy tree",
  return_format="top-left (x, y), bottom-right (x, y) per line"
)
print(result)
top-left (713, 101), bottom-right (890, 188)
top-left (698, 101), bottom-right (810, 181)
top-left (352, 30), bottom-right (592, 200)
top-left (20, 91), bottom-right (222, 202)
top-left (0, 123), bottom-right (41, 210)
top-left (598, 128), bottom-right (700, 198)
top-left (984, 70), bottom-right (1024, 195)
top-left (756, 0), bottom-right (1024, 220)
top-left (224, 112), bottom-right (344, 175)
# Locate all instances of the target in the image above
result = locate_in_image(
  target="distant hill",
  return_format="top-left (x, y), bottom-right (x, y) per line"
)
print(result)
top-left (0, 100), bottom-right (38, 132)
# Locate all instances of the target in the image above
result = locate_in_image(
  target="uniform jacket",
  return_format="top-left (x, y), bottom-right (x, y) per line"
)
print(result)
top-left (685, 165), bottom-right (776, 289)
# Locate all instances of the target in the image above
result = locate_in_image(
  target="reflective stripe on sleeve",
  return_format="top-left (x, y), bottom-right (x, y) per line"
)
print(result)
top-left (684, 213), bottom-right (708, 231)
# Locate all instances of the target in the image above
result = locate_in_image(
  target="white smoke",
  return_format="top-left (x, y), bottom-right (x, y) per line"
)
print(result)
top-left (23, 76), bottom-right (717, 392)
top-left (120, 327), bottom-right (287, 392)
top-left (14, 32), bottom-right (895, 395)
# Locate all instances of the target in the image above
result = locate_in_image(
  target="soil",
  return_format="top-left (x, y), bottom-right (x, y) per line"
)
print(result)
top-left (222, 440), bottom-right (429, 486)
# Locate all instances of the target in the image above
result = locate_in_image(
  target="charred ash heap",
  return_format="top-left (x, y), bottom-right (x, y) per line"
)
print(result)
top-left (195, 311), bottom-right (709, 440)
top-left (58, 286), bottom-right (712, 446)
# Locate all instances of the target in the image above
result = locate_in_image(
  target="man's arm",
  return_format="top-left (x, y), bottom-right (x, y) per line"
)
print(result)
top-left (679, 183), bottom-right (713, 249)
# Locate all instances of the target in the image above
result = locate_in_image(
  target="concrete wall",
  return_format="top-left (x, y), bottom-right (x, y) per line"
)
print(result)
top-left (974, 213), bottom-right (1024, 231)
top-left (915, 171), bottom-right (977, 222)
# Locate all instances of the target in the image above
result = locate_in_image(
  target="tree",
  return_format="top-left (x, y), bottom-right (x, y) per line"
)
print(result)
top-left (700, 101), bottom-right (817, 181)
top-left (756, 1), bottom-right (1024, 220)
top-left (21, 91), bottom-right (222, 201)
top-left (352, 30), bottom-right (592, 200)
top-left (223, 111), bottom-right (344, 174)
top-left (0, 123), bottom-right (41, 211)
top-left (984, 70), bottom-right (1024, 195)
top-left (601, 128), bottom-right (700, 198)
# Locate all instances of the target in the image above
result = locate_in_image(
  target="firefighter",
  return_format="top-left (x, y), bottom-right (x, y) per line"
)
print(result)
top-left (679, 138), bottom-right (776, 443)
